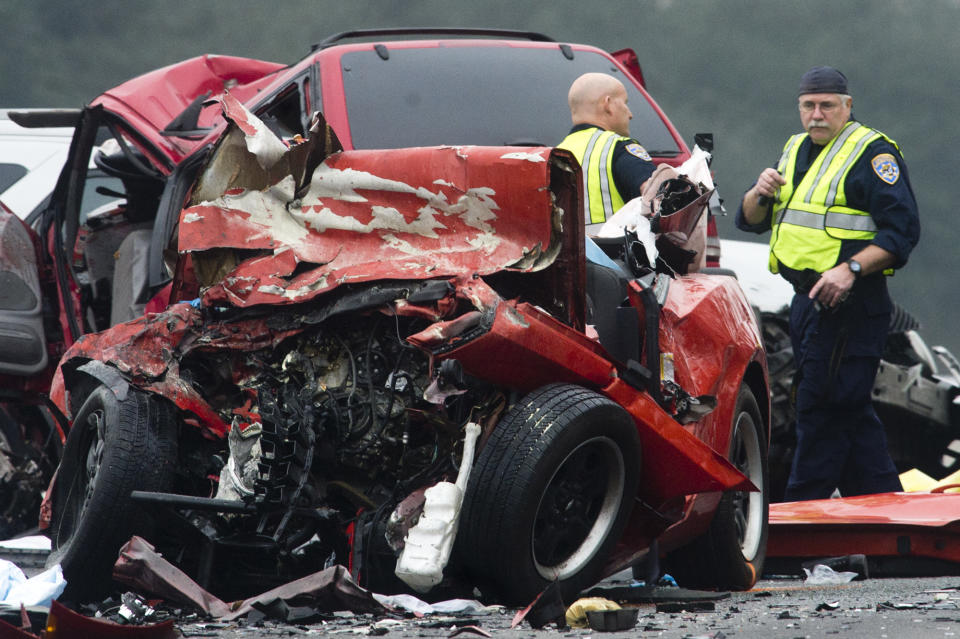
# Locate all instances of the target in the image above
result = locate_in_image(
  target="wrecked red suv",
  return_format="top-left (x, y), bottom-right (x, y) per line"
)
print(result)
top-left (13, 29), bottom-right (767, 602)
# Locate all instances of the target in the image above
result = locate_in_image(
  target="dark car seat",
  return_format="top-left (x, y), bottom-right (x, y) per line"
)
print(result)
top-left (585, 261), bottom-right (640, 365)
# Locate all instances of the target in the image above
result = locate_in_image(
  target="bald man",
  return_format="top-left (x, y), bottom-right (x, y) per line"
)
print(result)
top-left (558, 72), bottom-right (656, 235)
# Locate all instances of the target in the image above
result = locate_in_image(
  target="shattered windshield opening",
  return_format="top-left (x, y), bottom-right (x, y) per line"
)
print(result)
top-left (340, 47), bottom-right (680, 154)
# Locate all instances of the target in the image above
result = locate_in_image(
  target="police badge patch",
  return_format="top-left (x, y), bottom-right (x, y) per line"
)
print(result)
top-left (625, 143), bottom-right (651, 161)
top-left (871, 153), bottom-right (900, 185)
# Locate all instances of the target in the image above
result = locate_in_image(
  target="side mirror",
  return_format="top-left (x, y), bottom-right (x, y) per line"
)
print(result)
top-left (693, 133), bottom-right (714, 158)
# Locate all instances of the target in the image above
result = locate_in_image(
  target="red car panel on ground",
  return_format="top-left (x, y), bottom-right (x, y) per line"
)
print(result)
top-left (769, 493), bottom-right (960, 566)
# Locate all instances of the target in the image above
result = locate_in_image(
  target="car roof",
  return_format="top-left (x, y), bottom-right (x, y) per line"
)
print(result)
top-left (89, 55), bottom-right (287, 169)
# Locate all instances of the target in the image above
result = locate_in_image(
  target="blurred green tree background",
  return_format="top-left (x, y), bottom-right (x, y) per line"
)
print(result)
top-left (3, 0), bottom-right (957, 349)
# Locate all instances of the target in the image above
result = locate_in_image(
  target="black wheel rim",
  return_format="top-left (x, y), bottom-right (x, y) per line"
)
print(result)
top-left (532, 436), bottom-right (625, 579)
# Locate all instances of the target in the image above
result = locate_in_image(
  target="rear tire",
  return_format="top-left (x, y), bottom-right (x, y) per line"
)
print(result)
top-left (47, 384), bottom-right (177, 599)
top-left (458, 384), bottom-right (640, 604)
top-left (666, 386), bottom-right (768, 590)
top-left (761, 313), bottom-right (795, 503)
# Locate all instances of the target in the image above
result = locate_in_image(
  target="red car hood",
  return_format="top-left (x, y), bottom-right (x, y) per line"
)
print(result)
top-left (180, 95), bottom-right (564, 308)
top-left (92, 55), bottom-right (286, 167)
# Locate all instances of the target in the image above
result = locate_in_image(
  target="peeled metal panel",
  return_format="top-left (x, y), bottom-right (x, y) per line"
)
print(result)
top-left (179, 97), bottom-right (560, 308)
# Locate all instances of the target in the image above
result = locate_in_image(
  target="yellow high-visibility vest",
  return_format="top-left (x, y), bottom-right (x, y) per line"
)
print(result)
top-left (768, 121), bottom-right (898, 273)
top-left (558, 127), bottom-right (630, 225)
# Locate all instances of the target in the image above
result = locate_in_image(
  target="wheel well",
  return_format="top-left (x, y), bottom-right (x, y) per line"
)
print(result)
top-left (742, 361), bottom-right (770, 448)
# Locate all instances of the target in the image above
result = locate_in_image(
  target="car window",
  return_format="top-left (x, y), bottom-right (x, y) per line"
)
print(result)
top-left (78, 174), bottom-right (126, 221)
top-left (0, 163), bottom-right (28, 194)
top-left (255, 76), bottom-right (313, 140)
top-left (26, 171), bottom-right (125, 224)
top-left (340, 46), bottom-right (680, 154)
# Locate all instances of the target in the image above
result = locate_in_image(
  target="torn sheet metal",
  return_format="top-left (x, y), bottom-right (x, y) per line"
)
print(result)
top-left (605, 377), bottom-right (756, 504)
top-left (43, 600), bottom-right (176, 639)
top-left (113, 535), bottom-right (387, 621)
top-left (113, 536), bottom-right (231, 618)
top-left (222, 560), bottom-right (390, 622)
top-left (768, 493), bottom-right (960, 567)
top-left (93, 55), bottom-right (286, 165)
top-left (52, 298), bottom-right (315, 437)
top-left (178, 98), bottom-right (561, 307)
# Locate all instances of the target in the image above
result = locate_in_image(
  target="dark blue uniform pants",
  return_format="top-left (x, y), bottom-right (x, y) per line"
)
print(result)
top-left (783, 293), bottom-right (902, 501)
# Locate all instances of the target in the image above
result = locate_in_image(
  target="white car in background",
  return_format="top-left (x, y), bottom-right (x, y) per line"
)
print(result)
top-left (0, 110), bottom-right (126, 540)
top-left (0, 110), bottom-right (121, 221)
top-left (0, 110), bottom-right (72, 219)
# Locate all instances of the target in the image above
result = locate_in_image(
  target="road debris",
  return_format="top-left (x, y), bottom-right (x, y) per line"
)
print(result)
top-left (563, 597), bottom-right (622, 628)
top-left (803, 563), bottom-right (859, 585)
top-left (584, 607), bottom-right (639, 631)
top-left (656, 600), bottom-right (716, 613)
top-left (0, 559), bottom-right (64, 607)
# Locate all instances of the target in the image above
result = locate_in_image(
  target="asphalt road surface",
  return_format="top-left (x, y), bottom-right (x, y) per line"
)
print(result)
top-left (168, 574), bottom-right (960, 639)
top-left (5, 544), bottom-right (960, 637)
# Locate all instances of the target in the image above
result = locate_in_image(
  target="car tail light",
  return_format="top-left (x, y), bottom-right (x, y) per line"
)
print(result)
top-left (705, 215), bottom-right (721, 268)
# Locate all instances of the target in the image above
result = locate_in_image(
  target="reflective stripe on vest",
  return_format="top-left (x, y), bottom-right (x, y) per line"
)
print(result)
top-left (558, 128), bottom-right (628, 225)
top-left (768, 122), bottom-right (889, 273)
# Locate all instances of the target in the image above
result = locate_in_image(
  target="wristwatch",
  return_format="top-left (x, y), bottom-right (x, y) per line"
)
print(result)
top-left (846, 258), bottom-right (862, 279)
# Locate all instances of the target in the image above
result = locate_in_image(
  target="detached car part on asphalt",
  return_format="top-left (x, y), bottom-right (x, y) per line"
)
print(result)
top-left (44, 96), bottom-right (770, 604)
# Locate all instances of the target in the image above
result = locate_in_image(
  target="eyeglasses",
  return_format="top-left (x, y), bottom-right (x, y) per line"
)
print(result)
top-left (798, 100), bottom-right (844, 113)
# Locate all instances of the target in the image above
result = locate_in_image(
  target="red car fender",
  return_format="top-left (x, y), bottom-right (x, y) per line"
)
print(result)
top-left (657, 273), bottom-right (767, 457)
top-left (52, 303), bottom-right (234, 438)
top-left (431, 288), bottom-right (757, 506)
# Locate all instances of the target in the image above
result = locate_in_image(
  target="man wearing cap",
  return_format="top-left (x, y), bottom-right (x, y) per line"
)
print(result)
top-left (738, 66), bottom-right (920, 501)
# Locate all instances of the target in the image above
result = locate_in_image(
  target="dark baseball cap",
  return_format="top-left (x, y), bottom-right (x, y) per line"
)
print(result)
top-left (798, 66), bottom-right (849, 96)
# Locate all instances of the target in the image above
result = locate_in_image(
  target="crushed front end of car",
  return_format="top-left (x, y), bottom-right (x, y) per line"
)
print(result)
top-left (45, 97), bottom-right (765, 604)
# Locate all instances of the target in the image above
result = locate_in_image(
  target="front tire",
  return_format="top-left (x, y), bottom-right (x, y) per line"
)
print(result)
top-left (457, 384), bottom-right (640, 604)
top-left (666, 386), bottom-right (768, 590)
top-left (47, 384), bottom-right (178, 598)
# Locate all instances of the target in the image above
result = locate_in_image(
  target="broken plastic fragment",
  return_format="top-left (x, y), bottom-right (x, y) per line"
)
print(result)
top-left (803, 564), bottom-right (858, 585)
top-left (118, 592), bottom-right (156, 624)
top-left (564, 597), bottom-right (621, 629)
top-left (394, 422), bottom-right (482, 591)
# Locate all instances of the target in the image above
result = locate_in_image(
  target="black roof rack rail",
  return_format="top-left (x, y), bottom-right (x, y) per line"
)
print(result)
top-left (313, 28), bottom-right (555, 51)
top-left (6, 109), bottom-right (82, 129)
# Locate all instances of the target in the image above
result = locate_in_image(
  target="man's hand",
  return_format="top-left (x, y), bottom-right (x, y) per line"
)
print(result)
top-left (754, 168), bottom-right (786, 199)
top-left (809, 263), bottom-right (855, 308)
top-left (809, 245), bottom-right (897, 308)
top-left (741, 168), bottom-right (787, 224)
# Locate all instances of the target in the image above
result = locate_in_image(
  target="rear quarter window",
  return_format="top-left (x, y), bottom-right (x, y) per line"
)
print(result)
top-left (0, 163), bottom-right (28, 194)
top-left (340, 46), bottom-right (680, 155)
